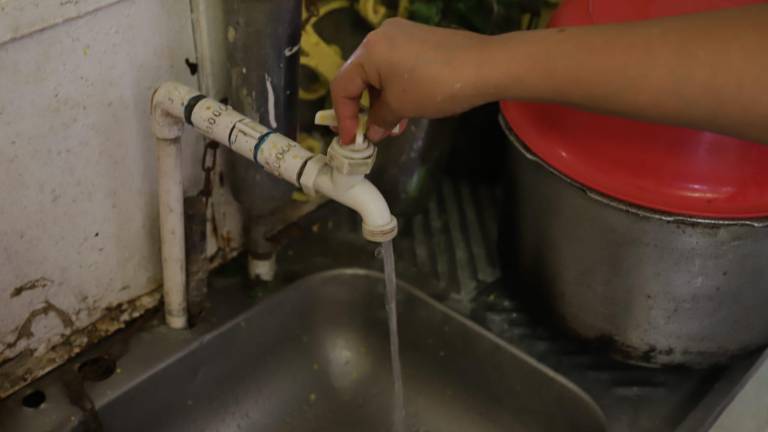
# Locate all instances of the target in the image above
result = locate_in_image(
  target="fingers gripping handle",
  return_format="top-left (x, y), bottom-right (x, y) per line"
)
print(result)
top-left (314, 109), bottom-right (402, 148)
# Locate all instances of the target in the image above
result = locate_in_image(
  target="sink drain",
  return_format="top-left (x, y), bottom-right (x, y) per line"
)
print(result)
top-left (78, 356), bottom-right (116, 382)
top-left (21, 390), bottom-right (46, 409)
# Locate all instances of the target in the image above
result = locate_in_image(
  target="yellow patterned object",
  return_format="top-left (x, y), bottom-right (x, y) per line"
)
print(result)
top-left (291, 190), bottom-right (311, 202)
top-left (300, 0), bottom-right (351, 101)
top-left (398, 0), bottom-right (410, 17)
top-left (299, 0), bottom-right (410, 101)
top-left (356, 0), bottom-right (389, 27)
top-left (298, 132), bottom-right (325, 155)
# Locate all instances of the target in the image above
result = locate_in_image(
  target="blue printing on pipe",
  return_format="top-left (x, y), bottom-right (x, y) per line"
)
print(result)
top-left (252, 130), bottom-right (275, 161)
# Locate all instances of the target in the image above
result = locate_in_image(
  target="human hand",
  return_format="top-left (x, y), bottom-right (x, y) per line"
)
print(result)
top-left (330, 18), bottom-right (493, 144)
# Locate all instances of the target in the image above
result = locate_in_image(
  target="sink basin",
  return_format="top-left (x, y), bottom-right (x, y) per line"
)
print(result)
top-left (1, 269), bottom-right (606, 432)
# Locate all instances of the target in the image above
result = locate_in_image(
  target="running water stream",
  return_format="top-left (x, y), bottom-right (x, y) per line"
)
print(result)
top-left (380, 240), bottom-right (406, 432)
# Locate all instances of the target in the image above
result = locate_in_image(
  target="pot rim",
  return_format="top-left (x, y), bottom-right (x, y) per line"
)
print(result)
top-left (499, 114), bottom-right (768, 228)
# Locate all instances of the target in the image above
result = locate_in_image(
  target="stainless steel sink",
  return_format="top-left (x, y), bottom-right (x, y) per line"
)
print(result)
top-left (1, 268), bottom-right (606, 432)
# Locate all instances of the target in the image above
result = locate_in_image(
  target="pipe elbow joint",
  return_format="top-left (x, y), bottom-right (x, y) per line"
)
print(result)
top-left (151, 81), bottom-right (201, 139)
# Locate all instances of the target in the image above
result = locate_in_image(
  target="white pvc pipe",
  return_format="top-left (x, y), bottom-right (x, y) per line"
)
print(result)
top-left (156, 137), bottom-right (188, 329)
top-left (151, 82), bottom-right (198, 330)
top-left (248, 255), bottom-right (277, 282)
top-left (150, 81), bottom-right (397, 329)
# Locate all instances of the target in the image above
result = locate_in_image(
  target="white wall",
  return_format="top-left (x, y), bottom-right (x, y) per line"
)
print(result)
top-left (0, 0), bottom-right (218, 396)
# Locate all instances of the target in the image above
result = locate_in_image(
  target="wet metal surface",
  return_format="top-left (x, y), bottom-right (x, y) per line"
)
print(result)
top-left (0, 268), bottom-right (605, 432)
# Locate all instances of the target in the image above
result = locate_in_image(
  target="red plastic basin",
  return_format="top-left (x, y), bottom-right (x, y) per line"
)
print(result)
top-left (501, 0), bottom-right (768, 218)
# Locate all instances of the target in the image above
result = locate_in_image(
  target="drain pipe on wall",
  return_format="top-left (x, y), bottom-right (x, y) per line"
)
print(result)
top-left (151, 84), bottom-right (199, 329)
top-left (150, 81), bottom-right (397, 329)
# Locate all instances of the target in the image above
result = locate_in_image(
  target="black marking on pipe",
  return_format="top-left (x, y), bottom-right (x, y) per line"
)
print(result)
top-left (252, 131), bottom-right (275, 162)
top-left (184, 94), bottom-right (207, 125)
top-left (227, 119), bottom-right (246, 147)
top-left (296, 156), bottom-right (311, 186)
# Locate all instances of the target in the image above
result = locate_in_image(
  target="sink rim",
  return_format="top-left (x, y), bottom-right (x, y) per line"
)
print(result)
top-left (0, 267), bottom-right (607, 432)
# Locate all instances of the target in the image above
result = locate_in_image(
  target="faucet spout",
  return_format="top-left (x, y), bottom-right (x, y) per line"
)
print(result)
top-left (313, 167), bottom-right (398, 242)
top-left (297, 133), bottom-right (398, 242)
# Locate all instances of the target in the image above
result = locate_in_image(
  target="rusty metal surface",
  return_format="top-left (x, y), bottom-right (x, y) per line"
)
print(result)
top-left (0, 290), bottom-right (161, 399)
top-left (184, 196), bottom-right (209, 321)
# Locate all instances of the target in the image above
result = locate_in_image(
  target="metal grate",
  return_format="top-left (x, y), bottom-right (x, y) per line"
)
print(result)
top-left (403, 180), bottom-right (502, 305)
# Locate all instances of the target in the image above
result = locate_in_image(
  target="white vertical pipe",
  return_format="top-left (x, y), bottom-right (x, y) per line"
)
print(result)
top-left (152, 82), bottom-right (198, 330)
top-left (156, 137), bottom-right (188, 329)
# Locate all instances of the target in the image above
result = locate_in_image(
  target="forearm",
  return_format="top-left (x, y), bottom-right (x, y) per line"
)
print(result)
top-left (480, 5), bottom-right (768, 143)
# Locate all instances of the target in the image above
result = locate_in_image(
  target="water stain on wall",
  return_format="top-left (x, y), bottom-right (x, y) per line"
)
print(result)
top-left (10, 277), bottom-right (53, 299)
top-left (0, 289), bottom-right (161, 398)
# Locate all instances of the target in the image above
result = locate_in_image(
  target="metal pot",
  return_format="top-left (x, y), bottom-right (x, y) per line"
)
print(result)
top-left (500, 117), bottom-right (768, 367)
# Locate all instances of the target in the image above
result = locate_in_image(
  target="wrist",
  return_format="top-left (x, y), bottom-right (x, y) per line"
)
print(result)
top-left (476, 30), bottom-right (558, 103)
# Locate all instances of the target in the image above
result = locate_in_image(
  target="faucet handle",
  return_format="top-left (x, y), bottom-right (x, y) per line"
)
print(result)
top-left (314, 109), bottom-right (370, 150)
top-left (315, 110), bottom-right (377, 174)
top-left (314, 109), bottom-right (341, 128)
top-left (315, 109), bottom-right (403, 150)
